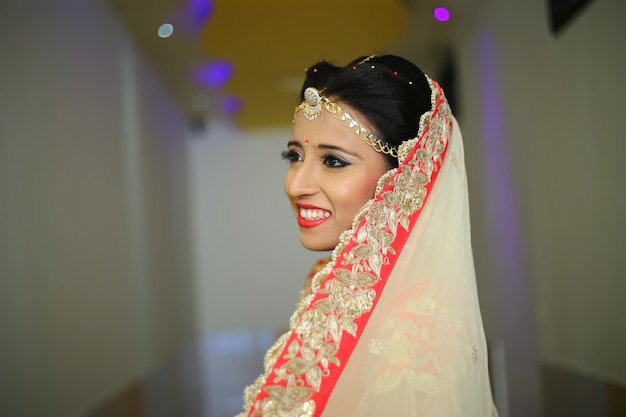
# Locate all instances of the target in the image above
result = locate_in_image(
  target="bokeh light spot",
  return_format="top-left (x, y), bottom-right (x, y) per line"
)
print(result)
top-left (192, 93), bottom-right (211, 111)
top-left (221, 96), bottom-right (243, 115)
top-left (158, 23), bottom-right (174, 38)
top-left (193, 61), bottom-right (234, 89)
top-left (434, 7), bottom-right (450, 22)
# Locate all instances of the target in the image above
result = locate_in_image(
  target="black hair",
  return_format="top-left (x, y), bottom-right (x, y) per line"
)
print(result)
top-left (299, 55), bottom-right (432, 168)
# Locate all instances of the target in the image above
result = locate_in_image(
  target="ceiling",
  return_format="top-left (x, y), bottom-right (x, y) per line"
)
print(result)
top-left (107, 0), bottom-right (461, 129)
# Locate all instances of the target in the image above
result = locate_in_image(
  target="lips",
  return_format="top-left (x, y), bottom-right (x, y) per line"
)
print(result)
top-left (296, 204), bottom-right (331, 228)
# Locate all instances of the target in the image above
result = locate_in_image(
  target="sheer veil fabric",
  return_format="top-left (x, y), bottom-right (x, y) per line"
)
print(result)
top-left (239, 78), bottom-right (498, 417)
top-left (322, 112), bottom-right (498, 417)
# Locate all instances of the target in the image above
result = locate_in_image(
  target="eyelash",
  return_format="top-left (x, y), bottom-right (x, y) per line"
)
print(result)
top-left (280, 150), bottom-right (351, 169)
top-left (321, 153), bottom-right (350, 168)
top-left (281, 149), bottom-right (302, 163)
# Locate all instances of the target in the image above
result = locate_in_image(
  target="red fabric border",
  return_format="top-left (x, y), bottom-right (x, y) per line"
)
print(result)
top-left (249, 84), bottom-right (450, 417)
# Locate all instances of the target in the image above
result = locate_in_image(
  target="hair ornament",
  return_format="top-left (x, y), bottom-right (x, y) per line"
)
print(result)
top-left (294, 87), bottom-right (399, 158)
top-left (300, 87), bottom-right (323, 120)
top-left (357, 55), bottom-right (377, 65)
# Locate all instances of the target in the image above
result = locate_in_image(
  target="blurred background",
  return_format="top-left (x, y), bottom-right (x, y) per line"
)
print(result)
top-left (1, 0), bottom-right (624, 416)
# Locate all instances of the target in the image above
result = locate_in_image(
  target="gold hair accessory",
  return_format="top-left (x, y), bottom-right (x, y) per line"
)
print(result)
top-left (301, 87), bottom-right (322, 120)
top-left (357, 54), bottom-right (376, 65)
top-left (295, 87), bottom-right (398, 158)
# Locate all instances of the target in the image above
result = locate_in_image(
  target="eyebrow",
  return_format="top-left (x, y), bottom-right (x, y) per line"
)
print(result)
top-left (318, 144), bottom-right (359, 157)
top-left (286, 140), bottom-right (360, 157)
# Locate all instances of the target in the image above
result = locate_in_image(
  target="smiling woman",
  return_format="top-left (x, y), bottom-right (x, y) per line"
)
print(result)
top-left (282, 99), bottom-right (389, 251)
top-left (237, 55), bottom-right (498, 417)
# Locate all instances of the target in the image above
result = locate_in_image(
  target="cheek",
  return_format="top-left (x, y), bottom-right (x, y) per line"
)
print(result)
top-left (334, 175), bottom-right (379, 217)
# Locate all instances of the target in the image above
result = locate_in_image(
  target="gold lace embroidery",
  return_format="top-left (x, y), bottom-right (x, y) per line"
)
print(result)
top-left (240, 79), bottom-right (451, 417)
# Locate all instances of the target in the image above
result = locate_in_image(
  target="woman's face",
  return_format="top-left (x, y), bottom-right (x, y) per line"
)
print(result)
top-left (283, 102), bottom-right (390, 251)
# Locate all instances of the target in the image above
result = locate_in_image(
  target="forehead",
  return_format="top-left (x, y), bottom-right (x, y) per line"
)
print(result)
top-left (292, 101), bottom-right (376, 148)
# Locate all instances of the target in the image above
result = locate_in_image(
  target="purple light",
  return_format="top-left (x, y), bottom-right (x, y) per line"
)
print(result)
top-left (186, 0), bottom-right (214, 30)
top-left (171, 0), bottom-right (213, 37)
top-left (193, 61), bottom-right (234, 89)
top-left (479, 30), bottom-right (527, 298)
top-left (221, 96), bottom-right (243, 115)
top-left (434, 7), bottom-right (450, 22)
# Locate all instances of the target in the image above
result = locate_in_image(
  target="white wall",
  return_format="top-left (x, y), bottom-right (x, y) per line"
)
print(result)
top-left (0, 1), bottom-right (194, 416)
top-left (456, 0), bottom-right (626, 415)
top-left (187, 120), bottom-right (324, 334)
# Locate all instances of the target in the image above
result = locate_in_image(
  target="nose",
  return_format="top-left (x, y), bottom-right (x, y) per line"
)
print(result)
top-left (285, 160), bottom-right (318, 198)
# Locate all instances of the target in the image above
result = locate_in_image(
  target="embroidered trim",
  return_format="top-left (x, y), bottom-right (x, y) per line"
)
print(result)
top-left (240, 78), bottom-right (452, 417)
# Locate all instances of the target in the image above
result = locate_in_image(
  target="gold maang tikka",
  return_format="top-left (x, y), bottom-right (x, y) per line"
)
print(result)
top-left (294, 87), bottom-right (399, 158)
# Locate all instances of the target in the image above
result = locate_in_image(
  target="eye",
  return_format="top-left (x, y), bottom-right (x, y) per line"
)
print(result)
top-left (281, 149), bottom-right (303, 163)
top-left (322, 153), bottom-right (350, 168)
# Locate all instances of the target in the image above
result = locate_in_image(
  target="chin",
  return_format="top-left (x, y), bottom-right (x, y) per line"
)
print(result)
top-left (300, 237), bottom-right (336, 252)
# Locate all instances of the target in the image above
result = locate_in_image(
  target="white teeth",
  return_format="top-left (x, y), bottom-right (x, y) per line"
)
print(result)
top-left (299, 208), bottom-right (330, 220)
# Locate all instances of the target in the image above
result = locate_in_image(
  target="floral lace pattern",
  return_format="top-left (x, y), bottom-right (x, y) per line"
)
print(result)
top-left (239, 79), bottom-right (452, 417)
top-left (357, 296), bottom-right (469, 414)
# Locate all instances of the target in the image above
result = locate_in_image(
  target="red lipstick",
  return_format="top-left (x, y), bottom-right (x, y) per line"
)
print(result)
top-left (296, 203), bottom-right (331, 229)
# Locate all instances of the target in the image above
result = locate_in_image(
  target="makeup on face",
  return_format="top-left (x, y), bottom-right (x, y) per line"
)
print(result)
top-left (283, 105), bottom-right (389, 251)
